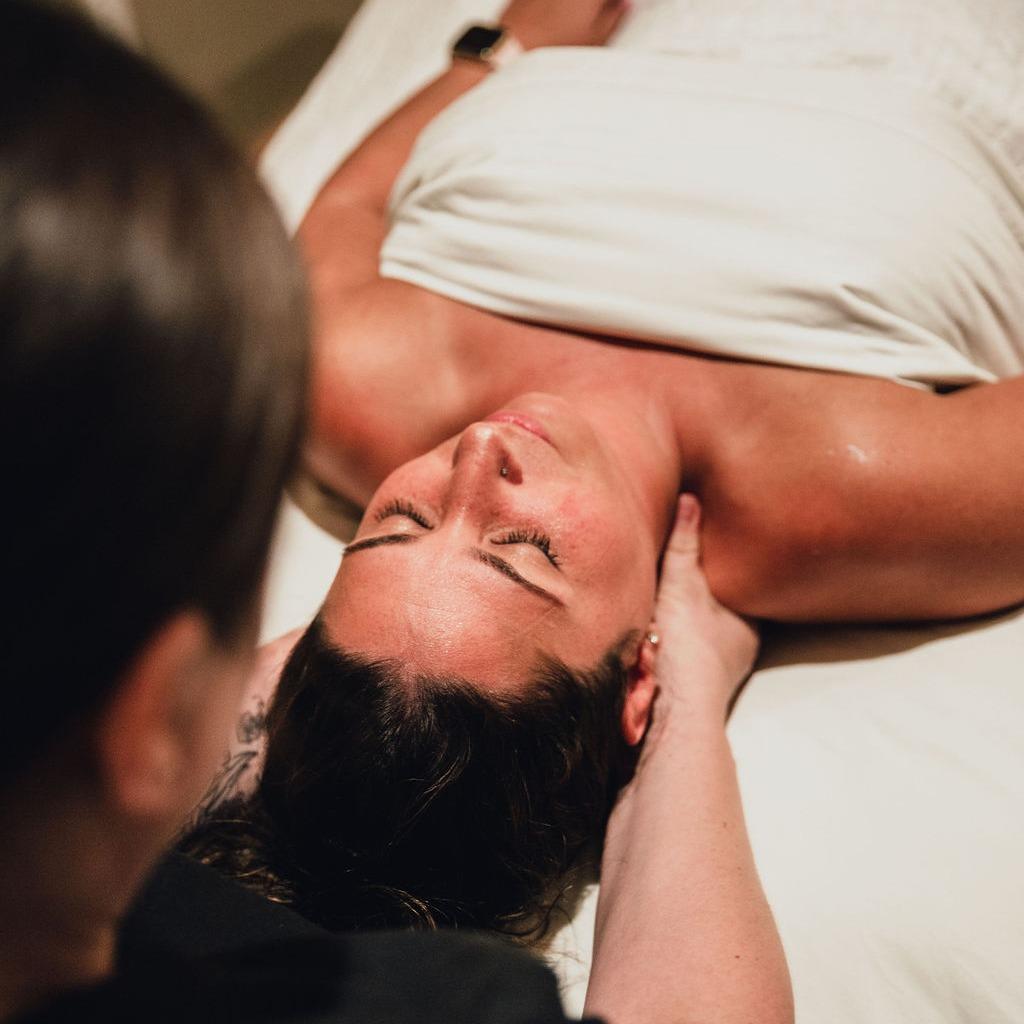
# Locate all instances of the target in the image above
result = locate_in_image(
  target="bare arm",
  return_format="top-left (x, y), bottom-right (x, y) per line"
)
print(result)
top-left (297, 59), bottom-right (493, 506)
top-left (299, 0), bottom-right (631, 274)
top-left (585, 497), bottom-right (792, 1024)
top-left (299, 0), bottom-right (632, 315)
top-left (700, 367), bottom-right (1024, 623)
top-left (299, 61), bottom-right (489, 293)
top-left (298, 3), bottom-right (631, 503)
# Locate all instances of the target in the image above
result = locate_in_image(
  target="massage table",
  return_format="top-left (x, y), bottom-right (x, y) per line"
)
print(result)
top-left (259, 1), bottom-right (1024, 1019)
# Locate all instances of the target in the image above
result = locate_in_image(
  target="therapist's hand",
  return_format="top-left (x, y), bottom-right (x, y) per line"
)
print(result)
top-left (586, 496), bottom-right (791, 1024)
top-left (650, 494), bottom-right (760, 721)
top-left (500, 0), bottom-right (631, 50)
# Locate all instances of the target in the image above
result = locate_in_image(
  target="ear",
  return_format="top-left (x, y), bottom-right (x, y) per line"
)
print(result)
top-left (95, 612), bottom-right (215, 819)
top-left (621, 637), bottom-right (657, 747)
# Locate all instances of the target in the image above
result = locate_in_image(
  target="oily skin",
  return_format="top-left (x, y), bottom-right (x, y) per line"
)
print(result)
top-left (322, 390), bottom-right (678, 689)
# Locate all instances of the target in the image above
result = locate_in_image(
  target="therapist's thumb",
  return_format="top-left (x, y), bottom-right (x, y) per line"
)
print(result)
top-left (661, 494), bottom-right (701, 571)
top-left (654, 493), bottom-right (707, 617)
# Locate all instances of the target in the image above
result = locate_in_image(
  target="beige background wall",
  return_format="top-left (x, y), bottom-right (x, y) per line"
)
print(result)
top-left (74, 0), bottom-right (364, 143)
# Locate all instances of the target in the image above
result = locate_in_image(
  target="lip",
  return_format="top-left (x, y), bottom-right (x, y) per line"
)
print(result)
top-left (484, 412), bottom-right (554, 448)
top-left (483, 413), bottom-right (557, 450)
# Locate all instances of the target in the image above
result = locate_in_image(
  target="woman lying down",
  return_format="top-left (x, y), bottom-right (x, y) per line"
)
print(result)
top-left (185, 0), bottom-right (1024, 981)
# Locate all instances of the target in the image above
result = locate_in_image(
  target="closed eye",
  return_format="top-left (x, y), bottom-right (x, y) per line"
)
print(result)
top-left (375, 498), bottom-right (433, 529)
top-left (372, 500), bottom-right (560, 568)
top-left (494, 529), bottom-right (561, 569)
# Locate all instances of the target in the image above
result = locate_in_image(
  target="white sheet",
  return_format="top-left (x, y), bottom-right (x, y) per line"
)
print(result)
top-left (261, 2), bottom-right (1024, 1020)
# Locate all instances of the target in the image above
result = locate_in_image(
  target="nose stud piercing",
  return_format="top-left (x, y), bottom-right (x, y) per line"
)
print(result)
top-left (499, 465), bottom-right (509, 478)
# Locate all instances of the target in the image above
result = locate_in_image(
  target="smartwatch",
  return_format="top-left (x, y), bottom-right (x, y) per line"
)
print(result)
top-left (451, 24), bottom-right (524, 70)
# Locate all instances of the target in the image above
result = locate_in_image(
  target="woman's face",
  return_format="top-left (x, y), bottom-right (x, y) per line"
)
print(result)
top-left (321, 393), bottom-right (660, 689)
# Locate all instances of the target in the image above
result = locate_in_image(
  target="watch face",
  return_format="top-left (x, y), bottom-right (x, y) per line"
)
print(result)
top-left (454, 25), bottom-right (505, 59)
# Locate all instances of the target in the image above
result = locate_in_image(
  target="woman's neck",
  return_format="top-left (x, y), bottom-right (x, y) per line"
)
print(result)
top-left (462, 322), bottom-right (728, 544)
top-left (311, 311), bottom-right (750, 516)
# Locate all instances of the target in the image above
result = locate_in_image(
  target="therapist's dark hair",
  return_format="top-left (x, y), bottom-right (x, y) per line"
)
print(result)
top-left (184, 617), bottom-right (637, 940)
top-left (0, 0), bottom-right (308, 783)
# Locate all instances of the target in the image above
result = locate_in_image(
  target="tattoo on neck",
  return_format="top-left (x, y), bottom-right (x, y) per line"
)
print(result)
top-left (236, 698), bottom-right (268, 744)
top-left (185, 698), bottom-right (269, 830)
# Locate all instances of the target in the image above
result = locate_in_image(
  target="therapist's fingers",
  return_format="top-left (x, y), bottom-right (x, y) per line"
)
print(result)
top-left (659, 494), bottom-right (701, 579)
top-left (654, 494), bottom-right (714, 623)
top-left (651, 495), bottom-right (760, 713)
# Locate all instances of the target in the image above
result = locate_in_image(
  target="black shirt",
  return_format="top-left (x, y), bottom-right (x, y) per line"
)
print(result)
top-left (16, 854), bottom-right (591, 1024)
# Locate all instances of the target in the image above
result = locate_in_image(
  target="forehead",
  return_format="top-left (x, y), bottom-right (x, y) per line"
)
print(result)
top-left (322, 542), bottom-right (610, 691)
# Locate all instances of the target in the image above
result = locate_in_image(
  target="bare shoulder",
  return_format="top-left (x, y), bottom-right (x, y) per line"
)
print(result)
top-left (694, 366), bottom-right (949, 620)
top-left (308, 276), bottom-right (521, 502)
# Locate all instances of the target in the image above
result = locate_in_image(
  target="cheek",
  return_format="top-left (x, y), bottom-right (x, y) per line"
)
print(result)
top-left (555, 491), bottom-right (646, 571)
top-left (370, 456), bottom-right (443, 506)
top-left (555, 497), bottom-right (657, 623)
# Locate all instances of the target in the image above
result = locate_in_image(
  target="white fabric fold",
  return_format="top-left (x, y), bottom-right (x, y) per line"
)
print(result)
top-left (384, 50), bottom-right (1024, 387)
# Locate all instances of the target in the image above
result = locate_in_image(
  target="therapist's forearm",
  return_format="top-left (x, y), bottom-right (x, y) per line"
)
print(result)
top-left (584, 702), bottom-right (793, 1024)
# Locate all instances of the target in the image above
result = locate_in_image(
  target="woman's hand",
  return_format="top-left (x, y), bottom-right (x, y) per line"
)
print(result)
top-left (650, 494), bottom-right (759, 722)
top-left (500, 0), bottom-right (631, 50)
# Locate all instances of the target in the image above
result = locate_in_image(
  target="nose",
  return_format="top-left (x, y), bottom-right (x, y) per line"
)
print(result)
top-left (447, 423), bottom-right (522, 510)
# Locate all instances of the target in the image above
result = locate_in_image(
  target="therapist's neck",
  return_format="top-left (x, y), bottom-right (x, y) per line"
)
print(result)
top-left (0, 772), bottom-right (151, 1021)
top-left (0, 900), bottom-right (116, 1022)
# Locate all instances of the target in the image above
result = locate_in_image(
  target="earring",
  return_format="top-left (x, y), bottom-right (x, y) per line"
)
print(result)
top-left (646, 631), bottom-right (660, 647)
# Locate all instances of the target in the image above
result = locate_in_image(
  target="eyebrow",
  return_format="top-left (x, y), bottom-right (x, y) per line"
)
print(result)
top-left (473, 549), bottom-right (565, 606)
top-left (343, 534), bottom-right (565, 607)
top-left (344, 534), bottom-right (418, 555)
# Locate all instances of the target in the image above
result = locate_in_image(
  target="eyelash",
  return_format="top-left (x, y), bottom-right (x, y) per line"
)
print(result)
top-left (376, 501), bottom-right (561, 567)
top-left (375, 498), bottom-right (432, 528)
top-left (495, 529), bottom-right (561, 568)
